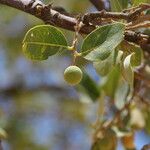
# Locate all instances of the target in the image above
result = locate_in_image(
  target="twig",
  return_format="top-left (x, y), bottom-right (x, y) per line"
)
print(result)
top-left (135, 71), bottom-right (150, 88)
top-left (83, 3), bottom-right (150, 25)
top-left (126, 15), bottom-right (150, 27)
top-left (126, 22), bottom-right (150, 30)
top-left (124, 30), bottom-right (150, 48)
top-left (70, 16), bottom-right (83, 64)
top-left (92, 92), bottom-right (135, 144)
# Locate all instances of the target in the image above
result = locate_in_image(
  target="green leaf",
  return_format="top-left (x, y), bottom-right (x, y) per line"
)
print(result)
top-left (115, 78), bottom-right (129, 109)
top-left (93, 59), bottom-right (113, 77)
top-left (110, 0), bottom-right (129, 12)
top-left (101, 67), bottom-right (121, 98)
top-left (91, 129), bottom-right (117, 150)
top-left (81, 23), bottom-right (125, 61)
top-left (122, 54), bottom-right (134, 86)
top-left (132, 0), bottom-right (149, 6)
top-left (131, 46), bottom-right (143, 67)
top-left (93, 49), bottom-right (123, 76)
top-left (93, 50), bottom-right (115, 76)
top-left (22, 25), bottom-right (68, 60)
top-left (79, 71), bottom-right (100, 102)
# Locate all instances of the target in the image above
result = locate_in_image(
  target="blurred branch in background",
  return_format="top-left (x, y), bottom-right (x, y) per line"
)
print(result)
top-left (0, 141), bottom-right (3, 150)
top-left (0, 83), bottom-right (71, 97)
top-left (89, 0), bottom-right (109, 11)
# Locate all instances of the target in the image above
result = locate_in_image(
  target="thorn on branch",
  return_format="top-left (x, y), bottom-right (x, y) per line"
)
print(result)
top-left (41, 3), bottom-right (53, 24)
top-left (24, 0), bottom-right (44, 15)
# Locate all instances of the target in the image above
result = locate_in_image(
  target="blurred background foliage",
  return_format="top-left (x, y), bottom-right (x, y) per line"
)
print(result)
top-left (0, 0), bottom-right (150, 150)
top-left (0, 0), bottom-right (97, 150)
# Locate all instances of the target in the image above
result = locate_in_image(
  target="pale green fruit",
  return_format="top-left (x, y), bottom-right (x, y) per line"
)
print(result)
top-left (64, 66), bottom-right (83, 86)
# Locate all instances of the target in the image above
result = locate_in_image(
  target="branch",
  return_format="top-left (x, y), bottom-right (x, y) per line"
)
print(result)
top-left (124, 31), bottom-right (150, 49)
top-left (0, 0), bottom-right (150, 52)
top-left (0, 83), bottom-right (72, 97)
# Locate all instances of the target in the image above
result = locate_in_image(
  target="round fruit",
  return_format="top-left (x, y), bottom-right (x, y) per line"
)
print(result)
top-left (64, 65), bottom-right (83, 86)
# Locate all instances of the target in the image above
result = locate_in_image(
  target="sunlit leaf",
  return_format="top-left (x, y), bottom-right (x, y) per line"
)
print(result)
top-left (122, 54), bottom-right (134, 86)
top-left (22, 25), bottom-right (68, 60)
top-left (81, 23), bottom-right (125, 61)
top-left (115, 50), bottom-right (124, 65)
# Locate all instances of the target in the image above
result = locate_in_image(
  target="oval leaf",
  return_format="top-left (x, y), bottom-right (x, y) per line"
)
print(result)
top-left (22, 25), bottom-right (68, 60)
top-left (81, 23), bottom-right (125, 61)
top-left (122, 54), bottom-right (134, 85)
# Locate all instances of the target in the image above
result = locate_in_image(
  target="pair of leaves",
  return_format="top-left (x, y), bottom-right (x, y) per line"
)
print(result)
top-left (23, 23), bottom-right (125, 62)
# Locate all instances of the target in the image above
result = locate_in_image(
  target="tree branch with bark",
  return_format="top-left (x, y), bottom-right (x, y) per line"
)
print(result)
top-left (0, 0), bottom-right (149, 53)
